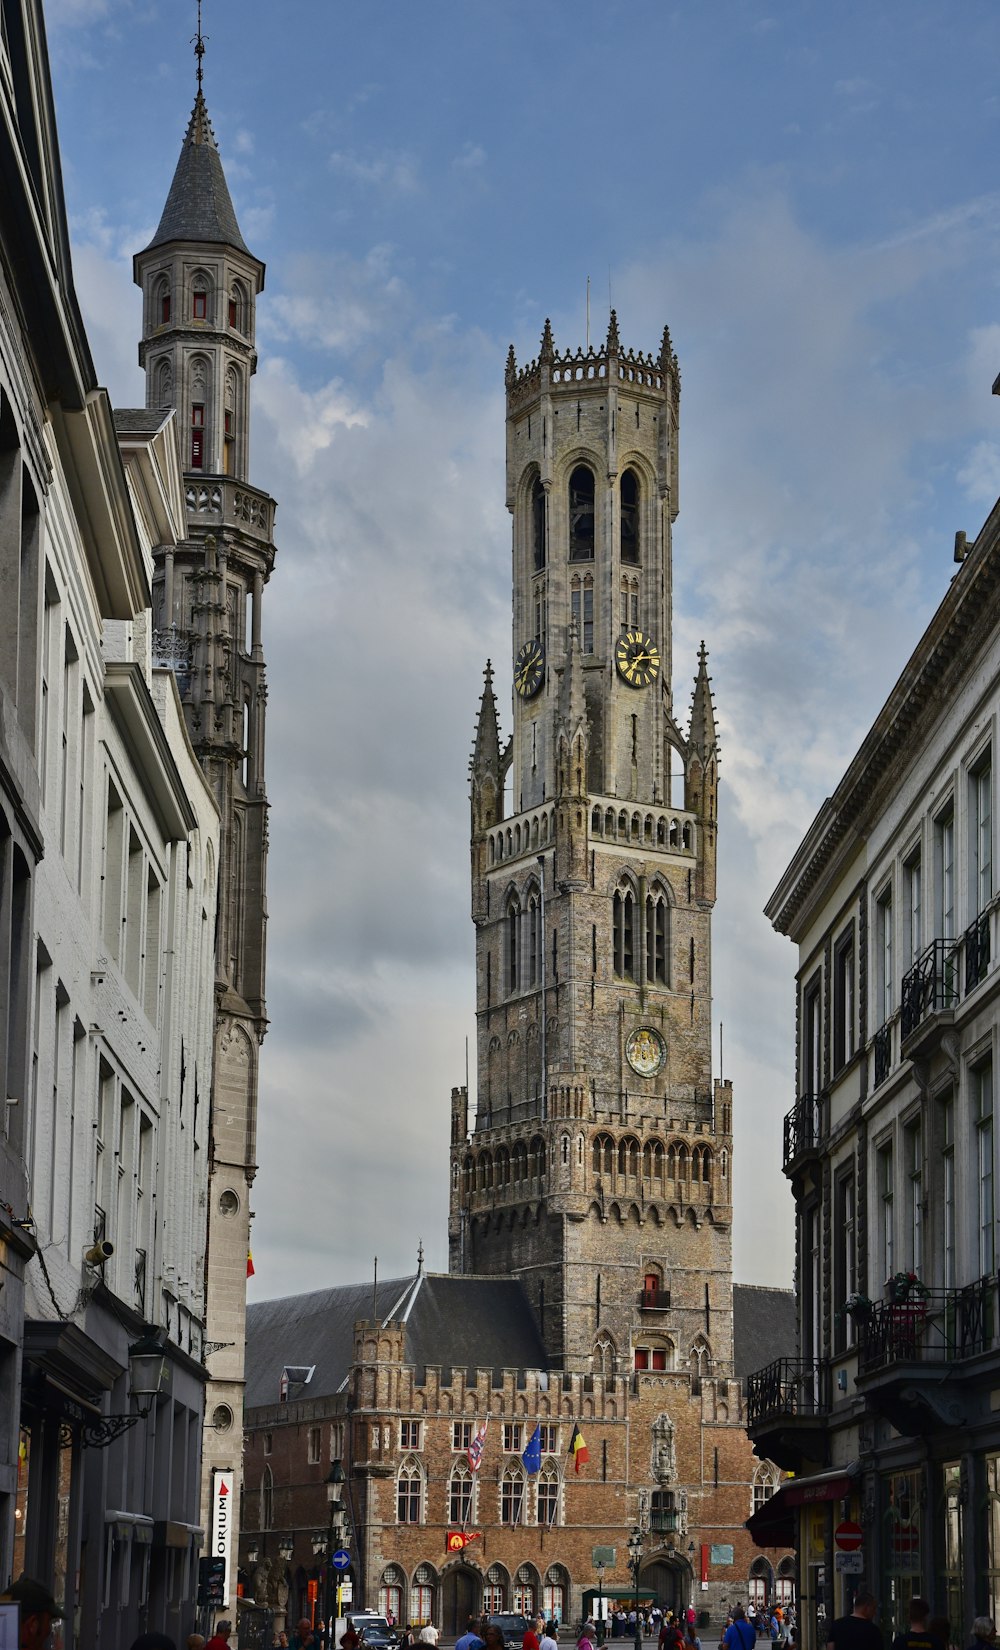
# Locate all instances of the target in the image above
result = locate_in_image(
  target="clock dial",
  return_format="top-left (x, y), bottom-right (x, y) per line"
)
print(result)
top-left (615, 629), bottom-right (660, 688)
top-left (514, 638), bottom-right (545, 699)
top-left (626, 1026), bottom-right (666, 1077)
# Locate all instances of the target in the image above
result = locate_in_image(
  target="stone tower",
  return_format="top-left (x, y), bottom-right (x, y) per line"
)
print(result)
top-left (133, 68), bottom-right (276, 1571)
top-left (450, 315), bottom-right (733, 1379)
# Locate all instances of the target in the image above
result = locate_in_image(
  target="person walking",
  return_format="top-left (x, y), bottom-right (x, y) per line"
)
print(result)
top-left (540, 1622), bottom-right (559, 1650)
top-left (206, 1623), bottom-right (233, 1650)
top-left (456, 1620), bottom-right (485, 1650)
top-left (890, 1602), bottom-right (944, 1650)
top-left (722, 1607), bottom-right (757, 1650)
top-left (826, 1592), bottom-right (883, 1650)
top-left (418, 1624), bottom-right (440, 1648)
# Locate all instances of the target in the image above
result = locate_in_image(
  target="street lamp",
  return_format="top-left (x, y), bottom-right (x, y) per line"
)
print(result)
top-left (246, 1538), bottom-right (260, 1566)
top-left (279, 1536), bottom-right (294, 1563)
top-left (595, 1563), bottom-right (605, 1646)
top-left (326, 1460), bottom-right (347, 1634)
top-left (626, 1528), bottom-right (644, 1650)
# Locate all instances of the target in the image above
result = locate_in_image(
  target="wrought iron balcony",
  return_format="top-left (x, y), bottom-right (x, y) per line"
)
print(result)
top-left (901, 939), bottom-right (958, 1039)
top-left (640, 1289), bottom-right (671, 1310)
top-left (873, 1022), bottom-right (893, 1087)
top-left (964, 911), bottom-right (991, 994)
top-left (746, 1357), bottom-right (829, 1473)
top-left (782, 1094), bottom-right (822, 1171)
top-left (858, 1274), bottom-right (1000, 1375)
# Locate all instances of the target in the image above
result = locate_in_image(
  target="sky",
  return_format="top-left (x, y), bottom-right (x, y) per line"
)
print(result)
top-left (44, 0), bottom-right (1000, 1299)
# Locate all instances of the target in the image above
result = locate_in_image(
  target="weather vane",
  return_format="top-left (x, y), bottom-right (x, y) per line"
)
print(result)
top-left (192, 0), bottom-right (207, 91)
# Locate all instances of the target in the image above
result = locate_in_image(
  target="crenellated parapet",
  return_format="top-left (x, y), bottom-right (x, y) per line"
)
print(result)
top-left (505, 313), bottom-right (680, 416)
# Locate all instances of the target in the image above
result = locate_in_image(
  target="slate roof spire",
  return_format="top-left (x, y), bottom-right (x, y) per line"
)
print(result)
top-left (688, 640), bottom-right (719, 760)
top-left (143, 80), bottom-right (251, 255)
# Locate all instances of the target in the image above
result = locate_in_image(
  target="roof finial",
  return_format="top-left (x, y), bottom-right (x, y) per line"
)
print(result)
top-left (417, 1240), bottom-right (425, 1276)
top-left (192, 0), bottom-right (207, 91)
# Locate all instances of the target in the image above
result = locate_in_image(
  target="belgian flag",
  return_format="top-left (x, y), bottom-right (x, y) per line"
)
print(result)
top-left (568, 1423), bottom-right (589, 1474)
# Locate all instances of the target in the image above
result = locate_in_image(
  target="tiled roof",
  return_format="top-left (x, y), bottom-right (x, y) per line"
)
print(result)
top-left (143, 91), bottom-right (250, 254)
top-left (114, 408), bottom-right (172, 436)
top-left (732, 1283), bottom-right (796, 1380)
top-left (244, 1272), bottom-right (548, 1412)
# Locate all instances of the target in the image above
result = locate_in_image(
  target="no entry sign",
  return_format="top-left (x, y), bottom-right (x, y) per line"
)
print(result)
top-left (835, 1520), bottom-right (863, 1552)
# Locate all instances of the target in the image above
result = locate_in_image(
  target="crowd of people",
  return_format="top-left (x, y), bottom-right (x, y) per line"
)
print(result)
top-left (825, 1590), bottom-right (996, 1650)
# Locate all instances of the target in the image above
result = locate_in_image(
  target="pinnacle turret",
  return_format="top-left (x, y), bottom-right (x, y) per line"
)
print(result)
top-left (688, 641), bottom-right (719, 760)
top-left (143, 90), bottom-right (253, 257)
top-left (539, 318), bottom-right (555, 365)
top-left (470, 660), bottom-right (502, 781)
top-left (606, 308), bottom-right (620, 355)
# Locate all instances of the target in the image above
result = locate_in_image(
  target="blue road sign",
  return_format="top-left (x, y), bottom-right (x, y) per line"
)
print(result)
top-left (332, 1549), bottom-right (352, 1570)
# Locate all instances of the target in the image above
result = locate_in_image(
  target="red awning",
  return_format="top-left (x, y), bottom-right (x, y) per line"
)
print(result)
top-left (745, 1464), bottom-right (860, 1549)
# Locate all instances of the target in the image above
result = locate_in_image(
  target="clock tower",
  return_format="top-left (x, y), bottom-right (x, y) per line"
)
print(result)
top-left (450, 313), bottom-right (734, 1379)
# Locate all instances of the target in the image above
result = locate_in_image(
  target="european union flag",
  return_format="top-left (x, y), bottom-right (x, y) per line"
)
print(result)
top-left (521, 1424), bottom-right (542, 1475)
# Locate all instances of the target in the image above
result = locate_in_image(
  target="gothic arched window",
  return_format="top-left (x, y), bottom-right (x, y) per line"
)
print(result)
top-left (190, 356), bottom-right (209, 470)
top-left (500, 1465), bottom-right (525, 1526)
top-left (613, 886), bottom-right (635, 979)
top-left (593, 1133), bottom-right (614, 1176)
top-left (192, 270), bottom-right (211, 322)
top-left (532, 474), bottom-right (546, 572)
top-left (620, 468), bottom-right (640, 563)
top-left (260, 1464), bottom-right (273, 1530)
top-left (155, 358), bottom-right (172, 408)
top-left (646, 889), bottom-right (668, 984)
top-left (689, 1338), bottom-right (711, 1395)
top-left (224, 367), bottom-right (238, 475)
top-left (155, 275), bottom-right (171, 326)
top-left (397, 1461), bottom-right (423, 1524)
top-left (449, 1464), bottom-right (474, 1525)
top-left (571, 573), bottom-right (594, 654)
top-left (537, 1462), bottom-right (560, 1527)
top-left (229, 280), bottom-right (248, 333)
top-left (527, 886), bottom-right (541, 988)
top-left (568, 465), bottom-right (595, 561)
top-left (507, 896), bottom-right (521, 994)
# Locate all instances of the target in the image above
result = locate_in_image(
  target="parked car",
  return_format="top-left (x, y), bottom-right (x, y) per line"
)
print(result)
top-left (346, 1614), bottom-right (399, 1650)
top-left (488, 1616), bottom-right (532, 1649)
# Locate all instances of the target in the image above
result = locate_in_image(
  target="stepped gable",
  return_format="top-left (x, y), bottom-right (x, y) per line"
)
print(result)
top-left (245, 1275), bottom-right (416, 1406)
top-left (732, 1282), bottom-right (796, 1380)
top-left (143, 89), bottom-right (251, 254)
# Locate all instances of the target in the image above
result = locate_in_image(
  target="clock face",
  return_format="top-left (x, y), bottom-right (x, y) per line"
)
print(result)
top-left (626, 1026), bottom-right (666, 1077)
top-left (615, 629), bottom-right (660, 688)
top-left (514, 638), bottom-right (545, 699)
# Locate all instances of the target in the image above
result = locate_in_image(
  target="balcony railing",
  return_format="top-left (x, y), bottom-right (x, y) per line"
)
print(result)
top-left (746, 1357), bottom-right (828, 1429)
top-left (873, 1022), bottom-right (893, 1087)
top-left (964, 912), bottom-right (991, 994)
top-left (782, 1094), bottom-right (822, 1169)
top-left (901, 939), bottom-right (958, 1038)
top-left (640, 1289), bottom-right (671, 1310)
top-left (858, 1274), bottom-right (1000, 1373)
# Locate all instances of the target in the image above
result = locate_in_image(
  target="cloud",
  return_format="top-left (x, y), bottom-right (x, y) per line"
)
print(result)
top-left (453, 143), bottom-right (487, 172)
top-left (328, 148), bottom-right (420, 195)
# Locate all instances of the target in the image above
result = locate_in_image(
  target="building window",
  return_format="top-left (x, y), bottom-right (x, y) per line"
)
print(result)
top-left (986, 1456), bottom-right (1000, 1625)
top-left (412, 1582), bottom-right (434, 1625)
top-left (802, 974), bottom-right (821, 1094)
top-left (634, 1344), bottom-right (668, 1373)
top-left (646, 891), bottom-right (667, 984)
top-left (534, 581), bottom-right (546, 644)
top-left (400, 1420), bottom-right (421, 1451)
top-left (532, 474), bottom-right (546, 572)
top-left (155, 276), bottom-right (171, 325)
top-left (942, 1093), bottom-right (955, 1290)
top-left (833, 927), bottom-right (855, 1071)
top-left (527, 889), bottom-right (541, 988)
top-left (449, 1464), bottom-right (474, 1524)
top-left (620, 467), bottom-right (640, 563)
top-left (537, 1465), bottom-right (560, 1526)
top-left (507, 898), bottom-right (521, 994)
top-left (396, 1462), bottom-right (422, 1524)
top-left (834, 1171), bottom-right (856, 1353)
top-left (752, 1464), bottom-right (778, 1516)
top-left (975, 1059), bottom-right (995, 1277)
top-left (453, 1421), bottom-right (473, 1452)
top-left (191, 403), bottom-right (205, 470)
top-left (905, 1119), bottom-right (922, 1275)
top-left (878, 1142), bottom-right (894, 1283)
top-left (539, 1424), bottom-right (558, 1452)
top-left (500, 1465), bottom-right (525, 1525)
top-left (263, 1432), bottom-right (272, 1456)
top-left (904, 850), bottom-right (922, 968)
top-left (193, 287), bottom-right (208, 320)
top-left (571, 575), bottom-right (594, 653)
top-left (260, 1465), bottom-right (273, 1530)
top-left (568, 465), bottom-right (595, 560)
top-left (503, 1423), bottom-right (523, 1453)
top-left (876, 887), bottom-right (893, 1025)
top-left (613, 886), bottom-right (635, 979)
top-left (229, 282), bottom-right (247, 333)
top-left (224, 409), bottom-right (234, 475)
top-left (308, 1426), bottom-right (321, 1464)
top-left (936, 804), bottom-right (955, 941)
top-left (543, 1584), bottom-right (565, 1623)
top-left (972, 755), bottom-right (993, 917)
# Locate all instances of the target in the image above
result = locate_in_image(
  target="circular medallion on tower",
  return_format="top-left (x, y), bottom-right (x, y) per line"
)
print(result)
top-left (616, 629), bottom-right (660, 688)
top-left (626, 1025), bottom-right (666, 1077)
top-left (514, 637), bottom-right (545, 699)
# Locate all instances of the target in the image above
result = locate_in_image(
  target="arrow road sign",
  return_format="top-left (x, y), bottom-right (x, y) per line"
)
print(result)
top-left (332, 1549), bottom-right (352, 1570)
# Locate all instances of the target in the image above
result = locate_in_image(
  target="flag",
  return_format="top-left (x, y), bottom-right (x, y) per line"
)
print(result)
top-left (247, 1249), bottom-right (255, 1278)
top-left (467, 1418), bottom-right (488, 1472)
top-left (569, 1422), bottom-right (589, 1474)
top-left (521, 1424), bottom-right (542, 1475)
top-left (446, 1531), bottom-right (482, 1553)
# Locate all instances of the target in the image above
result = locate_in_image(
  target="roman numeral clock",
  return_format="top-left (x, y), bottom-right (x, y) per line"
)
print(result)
top-left (615, 628), bottom-right (660, 688)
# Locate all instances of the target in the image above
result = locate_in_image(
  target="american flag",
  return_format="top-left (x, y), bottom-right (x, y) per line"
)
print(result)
top-left (467, 1418), bottom-right (488, 1472)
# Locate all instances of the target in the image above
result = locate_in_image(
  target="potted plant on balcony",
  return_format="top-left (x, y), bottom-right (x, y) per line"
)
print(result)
top-left (843, 1291), bottom-right (873, 1320)
top-left (886, 1271), bottom-right (930, 1306)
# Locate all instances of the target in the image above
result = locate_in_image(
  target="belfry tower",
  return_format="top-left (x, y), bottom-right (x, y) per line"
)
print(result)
top-left (450, 315), bottom-right (733, 1378)
top-left (133, 46), bottom-right (276, 1563)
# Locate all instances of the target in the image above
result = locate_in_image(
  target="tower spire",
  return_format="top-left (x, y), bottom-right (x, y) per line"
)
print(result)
top-left (192, 0), bottom-right (206, 92)
top-left (688, 640), bottom-right (719, 760)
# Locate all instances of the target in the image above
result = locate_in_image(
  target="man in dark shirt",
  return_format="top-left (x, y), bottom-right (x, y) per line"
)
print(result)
top-left (890, 1600), bottom-right (945, 1650)
top-left (826, 1591), bottom-right (884, 1650)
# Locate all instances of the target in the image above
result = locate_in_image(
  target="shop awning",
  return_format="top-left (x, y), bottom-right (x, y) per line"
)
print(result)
top-left (746, 1462), bottom-right (860, 1549)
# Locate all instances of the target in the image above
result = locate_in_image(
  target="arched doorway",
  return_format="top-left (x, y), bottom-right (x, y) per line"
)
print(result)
top-left (642, 1555), bottom-right (690, 1618)
top-left (442, 1565), bottom-right (482, 1636)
